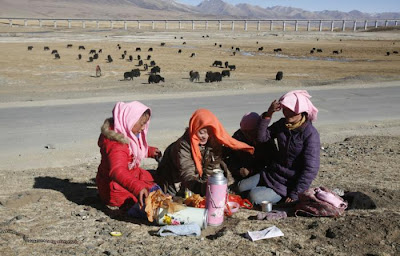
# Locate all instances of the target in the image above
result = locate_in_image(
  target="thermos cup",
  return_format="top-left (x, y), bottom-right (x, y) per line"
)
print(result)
top-left (206, 169), bottom-right (228, 226)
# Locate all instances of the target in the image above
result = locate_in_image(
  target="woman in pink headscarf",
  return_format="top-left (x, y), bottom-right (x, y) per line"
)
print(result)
top-left (237, 90), bottom-right (320, 205)
top-left (96, 101), bottom-right (161, 211)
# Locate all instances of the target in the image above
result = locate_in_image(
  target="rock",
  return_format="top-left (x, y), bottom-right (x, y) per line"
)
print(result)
top-left (44, 144), bottom-right (56, 149)
top-left (326, 228), bottom-right (336, 238)
top-left (310, 234), bottom-right (317, 240)
top-left (308, 221), bottom-right (319, 229)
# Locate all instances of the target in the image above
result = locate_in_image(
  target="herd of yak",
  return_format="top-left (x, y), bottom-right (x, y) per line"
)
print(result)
top-left (29, 35), bottom-right (397, 83)
top-left (26, 37), bottom-right (288, 84)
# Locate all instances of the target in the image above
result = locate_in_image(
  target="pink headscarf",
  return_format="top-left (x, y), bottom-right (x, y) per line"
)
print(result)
top-left (279, 90), bottom-right (318, 121)
top-left (112, 101), bottom-right (151, 169)
top-left (240, 112), bottom-right (261, 131)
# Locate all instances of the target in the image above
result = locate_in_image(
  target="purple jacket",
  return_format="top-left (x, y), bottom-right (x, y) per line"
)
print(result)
top-left (258, 117), bottom-right (320, 200)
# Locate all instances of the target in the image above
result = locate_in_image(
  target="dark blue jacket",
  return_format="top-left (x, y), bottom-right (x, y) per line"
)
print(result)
top-left (258, 117), bottom-right (320, 200)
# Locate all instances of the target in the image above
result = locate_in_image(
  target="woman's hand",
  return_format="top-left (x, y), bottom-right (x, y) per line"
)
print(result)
top-left (239, 167), bottom-right (250, 177)
top-left (148, 147), bottom-right (162, 159)
top-left (263, 100), bottom-right (281, 119)
top-left (138, 188), bottom-right (149, 208)
top-left (284, 197), bottom-right (294, 203)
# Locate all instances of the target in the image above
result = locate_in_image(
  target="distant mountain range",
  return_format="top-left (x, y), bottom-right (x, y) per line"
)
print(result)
top-left (1, 0), bottom-right (399, 20)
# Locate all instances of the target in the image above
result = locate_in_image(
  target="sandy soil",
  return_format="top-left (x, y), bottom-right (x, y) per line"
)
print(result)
top-left (0, 26), bottom-right (399, 255)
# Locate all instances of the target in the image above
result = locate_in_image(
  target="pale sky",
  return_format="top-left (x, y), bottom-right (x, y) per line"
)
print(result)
top-left (177, 0), bottom-right (400, 13)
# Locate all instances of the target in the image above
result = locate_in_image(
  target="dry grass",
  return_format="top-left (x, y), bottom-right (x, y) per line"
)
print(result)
top-left (0, 25), bottom-right (400, 102)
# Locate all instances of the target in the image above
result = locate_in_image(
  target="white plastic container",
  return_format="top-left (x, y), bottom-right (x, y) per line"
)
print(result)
top-left (156, 206), bottom-right (208, 229)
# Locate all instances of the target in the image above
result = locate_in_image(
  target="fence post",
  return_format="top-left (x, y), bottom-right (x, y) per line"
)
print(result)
top-left (82, 20), bottom-right (86, 29)
top-left (257, 20), bottom-right (260, 31)
top-left (307, 20), bottom-right (310, 31)
top-left (192, 20), bottom-right (195, 30)
top-left (270, 20), bottom-right (273, 31)
top-left (219, 20), bottom-right (222, 30)
top-left (165, 20), bottom-right (168, 30)
top-left (342, 20), bottom-right (346, 31)
top-left (331, 21), bottom-right (334, 31)
top-left (364, 20), bottom-right (368, 30)
top-left (152, 21), bottom-right (155, 30)
top-left (244, 20), bottom-right (248, 31)
top-left (205, 20), bottom-right (208, 30)
top-left (96, 20), bottom-right (99, 29)
top-left (179, 21), bottom-right (181, 30)
top-left (319, 20), bottom-right (322, 31)
top-left (68, 20), bottom-right (71, 28)
top-left (385, 20), bottom-right (388, 27)
top-left (283, 20), bottom-right (286, 31)
top-left (395, 21), bottom-right (398, 26)
top-left (54, 20), bottom-right (57, 28)
top-left (231, 21), bottom-right (235, 31)
top-left (9, 19), bottom-right (12, 27)
top-left (24, 19), bottom-right (27, 26)
top-left (353, 20), bottom-right (357, 31)
top-left (110, 21), bottom-right (113, 29)
top-left (375, 20), bottom-right (378, 28)
top-left (39, 19), bottom-right (42, 28)
top-left (138, 21), bottom-right (141, 30)
top-left (124, 21), bottom-right (127, 30)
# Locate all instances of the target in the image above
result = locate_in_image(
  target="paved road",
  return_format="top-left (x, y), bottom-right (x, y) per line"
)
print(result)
top-left (1, 85), bottom-right (399, 170)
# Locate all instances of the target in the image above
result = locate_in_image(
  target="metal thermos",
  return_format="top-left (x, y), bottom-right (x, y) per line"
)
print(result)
top-left (206, 169), bottom-right (228, 226)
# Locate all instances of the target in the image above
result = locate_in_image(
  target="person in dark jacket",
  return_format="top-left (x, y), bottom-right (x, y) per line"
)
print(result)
top-left (224, 112), bottom-right (275, 184)
top-left (237, 90), bottom-right (320, 204)
top-left (156, 109), bottom-right (254, 197)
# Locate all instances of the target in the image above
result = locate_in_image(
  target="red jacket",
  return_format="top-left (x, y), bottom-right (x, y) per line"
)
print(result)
top-left (96, 118), bottom-right (156, 207)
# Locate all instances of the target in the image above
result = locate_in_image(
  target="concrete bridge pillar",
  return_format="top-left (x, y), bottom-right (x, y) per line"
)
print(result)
top-left (110, 21), bottom-right (114, 29)
top-left (39, 19), bottom-right (42, 28)
top-left (385, 20), bottom-right (388, 27)
top-left (331, 21), bottom-right (335, 31)
top-left (24, 19), bottom-right (27, 27)
top-left (231, 21), bottom-right (235, 31)
top-left (342, 20), bottom-right (346, 31)
top-left (152, 21), bottom-right (155, 30)
top-left (123, 21), bottom-right (127, 30)
top-left (295, 20), bottom-right (298, 31)
top-left (270, 21), bottom-right (273, 31)
top-left (395, 21), bottom-right (398, 26)
top-left (218, 20), bottom-right (222, 30)
top-left (319, 20), bottom-right (323, 31)
top-left (244, 20), bottom-right (248, 31)
top-left (165, 21), bottom-right (168, 30)
top-left (178, 21), bottom-right (181, 30)
top-left (68, 20), bottom-right (71, 28)
top-left (192, 20), bottom-right (195, 30)
top-left (307, 20), bottom-right (310, 31)
top-left (96, 20), bottom-right (99, 29)
top-left (364, 20), bottom-right (368, 30)
top-left (9, 19), bottom-right (12, 27)
top-left (82, 20), bottom-right (86, 29)
top-left (257, 21), bottom-right (260, 31)
top-left (138, 21), bottom-right (141, 29)
top-left (205, 20), bottom-right (208, 30)
top-left (375, 20), bottom-right (378, 28)
top-left (283, 21), bottom-right (286, 31)
top-left (54, 20), bottom-right (57, 28)
top-left (353, 20), bottom-right (357, 31)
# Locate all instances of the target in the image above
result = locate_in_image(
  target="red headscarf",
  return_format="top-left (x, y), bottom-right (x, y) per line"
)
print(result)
top-left (189, 109), bottom-right (254, 177)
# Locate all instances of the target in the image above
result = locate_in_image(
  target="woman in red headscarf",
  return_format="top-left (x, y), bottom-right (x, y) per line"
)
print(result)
top-left (96, 101), bottom-right (162, 210)
top-left (156, 109), bottom-right (254, 197)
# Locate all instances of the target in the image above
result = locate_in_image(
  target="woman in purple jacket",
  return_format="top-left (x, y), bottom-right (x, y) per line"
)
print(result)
top-left (237, 90), bottom-right (320, 204)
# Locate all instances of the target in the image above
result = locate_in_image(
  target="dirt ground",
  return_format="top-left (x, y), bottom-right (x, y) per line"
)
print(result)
top-left (0, 26), bottom-right (399, 255)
